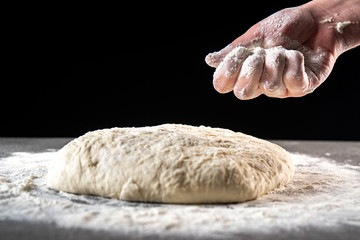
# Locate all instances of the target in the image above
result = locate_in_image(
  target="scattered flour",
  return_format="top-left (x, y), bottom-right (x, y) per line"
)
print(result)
top-left (319, 17), bottom-right (335, 24)
top-left (318, 15), bottom-right (358, 34)
top-left (1, 150), bottom-right (360, 237)
top-left (336, 21), bottom-right (356, 34)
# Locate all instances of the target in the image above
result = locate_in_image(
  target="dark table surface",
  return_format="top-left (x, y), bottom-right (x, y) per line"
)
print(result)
top-left (0, 138), bottom-right (359, 240)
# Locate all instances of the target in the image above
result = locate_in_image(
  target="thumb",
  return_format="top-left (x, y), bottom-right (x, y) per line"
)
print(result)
top-left (205, 26), bottom-right (263, 68)
top-left (205, 44), bottom-right (234, 68)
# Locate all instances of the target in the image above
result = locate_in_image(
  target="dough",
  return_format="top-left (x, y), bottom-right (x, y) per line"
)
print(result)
top-left (47, 124), bottom-right (294, 203)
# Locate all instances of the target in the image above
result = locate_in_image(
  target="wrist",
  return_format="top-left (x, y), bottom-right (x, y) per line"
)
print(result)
top-left (302, 0), bottom-right (360, 56)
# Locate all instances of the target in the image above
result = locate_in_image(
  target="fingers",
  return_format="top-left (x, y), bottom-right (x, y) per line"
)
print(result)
top-left (212, 46), bottom-right (251, 93)
top-left (259, 47), bottom-right (288, 98)
top-left (283, 50), bottom-right (310, 97)
top-left (234, 47), bottom-right (265, 100)
top-left (210, 46), bottom-right (313, 99)
top-left (258, 47), bottom-right (312, 98)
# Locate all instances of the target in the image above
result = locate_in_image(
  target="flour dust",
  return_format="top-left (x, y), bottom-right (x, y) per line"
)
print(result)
top-left (1, 150), bottom-right (359, 236)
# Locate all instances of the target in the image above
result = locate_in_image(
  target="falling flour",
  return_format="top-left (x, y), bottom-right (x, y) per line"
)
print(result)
top-left (0, 150), bottom-right (360, 237)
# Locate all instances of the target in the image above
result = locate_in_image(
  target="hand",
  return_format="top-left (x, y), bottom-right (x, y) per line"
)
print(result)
top-left (205, 6), bottom-right (339, 100)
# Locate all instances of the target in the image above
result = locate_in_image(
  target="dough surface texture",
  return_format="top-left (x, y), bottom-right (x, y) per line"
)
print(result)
top-left (47, 124), bottom-right (294, 203)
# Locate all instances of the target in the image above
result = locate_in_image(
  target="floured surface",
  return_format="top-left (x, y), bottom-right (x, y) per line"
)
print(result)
top-left (1, 149), bottom-right (360, 238)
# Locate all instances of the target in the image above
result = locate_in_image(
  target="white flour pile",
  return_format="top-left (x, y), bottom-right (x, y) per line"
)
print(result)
top-left (0, 150), bottom-right (359, 236)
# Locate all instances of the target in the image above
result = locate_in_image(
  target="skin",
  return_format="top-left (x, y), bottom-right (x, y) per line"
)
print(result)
top-left (205, 0), bottom-right (360, 100)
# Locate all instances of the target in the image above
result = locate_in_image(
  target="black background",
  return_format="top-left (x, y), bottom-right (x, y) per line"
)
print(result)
top-left (2, 1), bottom-right (360, 139)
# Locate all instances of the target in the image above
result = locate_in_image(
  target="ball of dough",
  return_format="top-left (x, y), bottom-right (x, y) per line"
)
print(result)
top-left (47, 124), bottom-right (294, 203)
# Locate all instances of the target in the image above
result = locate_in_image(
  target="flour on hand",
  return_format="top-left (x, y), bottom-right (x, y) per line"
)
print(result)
top-left (336, 21), bottom-right (357, 33)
